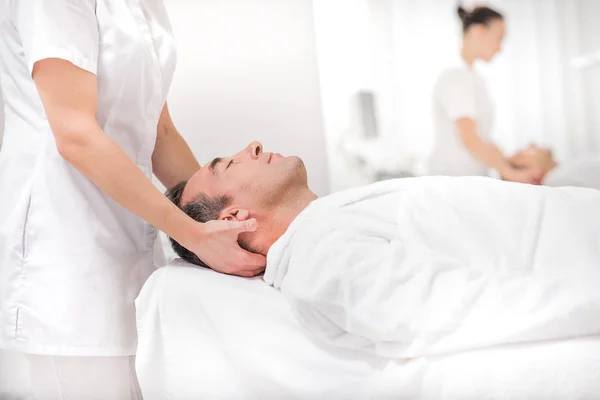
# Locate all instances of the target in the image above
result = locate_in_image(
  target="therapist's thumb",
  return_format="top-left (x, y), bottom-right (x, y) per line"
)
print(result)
top-left (230, 218), bottom-right (258, 234)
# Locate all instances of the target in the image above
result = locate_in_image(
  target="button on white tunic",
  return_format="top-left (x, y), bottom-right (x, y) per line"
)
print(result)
top-left (0, 0), bottom-right (176, 356)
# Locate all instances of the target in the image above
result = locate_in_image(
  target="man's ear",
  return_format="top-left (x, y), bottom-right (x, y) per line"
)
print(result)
top-left (218, 206), bottom-right (251, 222)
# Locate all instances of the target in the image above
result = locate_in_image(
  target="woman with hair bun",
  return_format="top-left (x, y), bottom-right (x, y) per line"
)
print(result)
top-left (428, 5), bottom-right (542, 183)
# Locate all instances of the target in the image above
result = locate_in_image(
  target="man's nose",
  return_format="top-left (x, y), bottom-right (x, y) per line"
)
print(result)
top-left (247, 141), bottom-right (263, 159)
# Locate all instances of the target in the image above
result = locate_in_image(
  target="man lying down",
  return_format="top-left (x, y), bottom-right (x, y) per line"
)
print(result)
top-left (166, 141), bottom-right (600, 359)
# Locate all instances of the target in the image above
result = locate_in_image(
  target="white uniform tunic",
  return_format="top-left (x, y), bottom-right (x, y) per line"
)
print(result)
top-left (0, 0), bottom-right (176, 356)
top-left (429, 62), bottom-right (494, 177)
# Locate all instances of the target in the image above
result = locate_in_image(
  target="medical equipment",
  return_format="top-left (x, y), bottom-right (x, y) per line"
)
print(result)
top-left (339, 91), bottom-right (414, 181)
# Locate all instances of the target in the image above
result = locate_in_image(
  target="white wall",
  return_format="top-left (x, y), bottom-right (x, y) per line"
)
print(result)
top-left (312, 0), bottom-right (371, 192)
top-left (0, 88), bottom-right (4, 150)
top-left (578, 0), bottom-right (600, 153)
top-left (162, 0), bottom-right (329, 195)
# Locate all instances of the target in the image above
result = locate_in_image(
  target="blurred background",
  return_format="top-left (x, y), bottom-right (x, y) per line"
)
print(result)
top-left (1, 0), bottom-right (599, 195)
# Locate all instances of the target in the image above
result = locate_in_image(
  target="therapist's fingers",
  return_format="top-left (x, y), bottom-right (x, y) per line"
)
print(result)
top-left (226, 218), bottom-right (258, 234)
top-left (234, 266), bottom-right (266, 278)
top-left (228, 249), bottom-right (266, 277)
top-left (509, 154), bottom-right (529, 167)
top-left (507, 154), bottom-right (520, 163)
top-left (197, 219), bottom-right (267, 277)
top-left (240, 250), bottom-right (267, 267)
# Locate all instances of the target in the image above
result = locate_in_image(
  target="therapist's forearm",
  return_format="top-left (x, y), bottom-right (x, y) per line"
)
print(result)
top-left (468, 142), bottom-right (512, 175)
top-left (152, 127), bottom-right (200, 190)
top-left (152, 103), bottom-right (200, 189)
top-left (59, 126), bottom-right (199, 248)
top-left (457, 118), bottom-right (512, 174)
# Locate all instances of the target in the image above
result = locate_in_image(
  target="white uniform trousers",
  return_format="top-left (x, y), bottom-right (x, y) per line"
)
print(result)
top-left (0, 350), bottom-right (141, 400)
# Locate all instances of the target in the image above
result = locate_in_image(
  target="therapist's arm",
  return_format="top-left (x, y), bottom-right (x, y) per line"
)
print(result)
top-left (456, 118), bottom-right (542, 184)
top-left (152, 103), bottom-right (200, 189)
top-left (33, 58), bottom-right (265, 276)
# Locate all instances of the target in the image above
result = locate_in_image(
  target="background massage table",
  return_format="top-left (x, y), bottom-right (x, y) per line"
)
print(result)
top-left (135, 261), bottom-right (600, 400)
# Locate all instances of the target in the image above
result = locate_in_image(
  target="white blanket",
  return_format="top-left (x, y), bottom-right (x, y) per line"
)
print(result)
top-left (264, 177), bottom-right (600, 358)
top-left (136, 262), bottom-right (600, 399)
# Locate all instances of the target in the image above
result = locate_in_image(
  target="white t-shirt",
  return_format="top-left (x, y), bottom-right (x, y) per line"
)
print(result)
top-left (428, 62), bottom-right (494, 176)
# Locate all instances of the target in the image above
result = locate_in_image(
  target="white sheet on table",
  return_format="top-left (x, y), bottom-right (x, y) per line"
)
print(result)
top-left (265, 177), bottom-right (600, 359)
top-left (135, 261), bottom-right (386, 400)
top-left (135, 262), bottom-right (600, 400)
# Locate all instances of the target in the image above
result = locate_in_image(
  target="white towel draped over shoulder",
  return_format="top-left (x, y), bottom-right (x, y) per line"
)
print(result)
top-left (264, 177), bottom-right (600, 359)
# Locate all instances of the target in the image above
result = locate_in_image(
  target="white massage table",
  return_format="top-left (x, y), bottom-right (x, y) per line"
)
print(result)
top-left (135, 261), bottom-right (600, 400)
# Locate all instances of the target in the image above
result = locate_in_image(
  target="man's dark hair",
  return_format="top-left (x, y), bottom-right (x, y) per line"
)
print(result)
top-left (165, 181), bottom-right (232, 267)
top-left (457, 5), bottom-right (503, 33)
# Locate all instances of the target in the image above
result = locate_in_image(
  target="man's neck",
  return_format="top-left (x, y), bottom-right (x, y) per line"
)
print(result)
top-left (256, 188), bottom-right (318, 254)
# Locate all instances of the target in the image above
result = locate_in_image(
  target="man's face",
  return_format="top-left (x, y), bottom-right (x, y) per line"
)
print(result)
top-left (182, 141), bottom-right (308, 209)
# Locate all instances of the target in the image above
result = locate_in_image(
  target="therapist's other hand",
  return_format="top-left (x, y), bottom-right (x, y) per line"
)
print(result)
top-left (502, 166), bottom-right (543, 185)
top-left (192, 219), bottom-right (266, 277)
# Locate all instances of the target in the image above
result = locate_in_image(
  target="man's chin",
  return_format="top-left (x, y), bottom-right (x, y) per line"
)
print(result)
top-left (292, 157), bottom-right (309, 180)
top-left (290, 155), bottom-right (306, 167)
top-left (269, 155), bottom-right (308, 189)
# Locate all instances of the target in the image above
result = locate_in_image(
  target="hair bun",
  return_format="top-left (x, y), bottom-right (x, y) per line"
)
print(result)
top-left (457, 6), bottom-right (469, 21)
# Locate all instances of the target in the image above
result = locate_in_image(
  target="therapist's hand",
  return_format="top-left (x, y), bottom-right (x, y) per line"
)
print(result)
top-left (191, 219), bottom-right (266, 277)
top-left (502, 167), bottom-right (543, 185)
